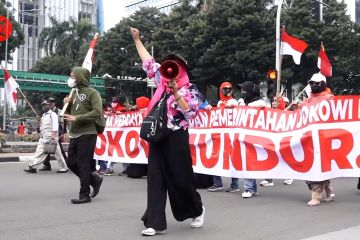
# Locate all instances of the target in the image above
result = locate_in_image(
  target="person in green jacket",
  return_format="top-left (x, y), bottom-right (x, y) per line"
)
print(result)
top-left (64, 67), bottom-right (103, 204)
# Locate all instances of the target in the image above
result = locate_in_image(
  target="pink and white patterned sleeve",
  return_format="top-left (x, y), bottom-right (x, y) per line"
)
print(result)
top-left (142, 59), bottom-right (161, 87)
top-left (176, 86), bottom-right (199, 120)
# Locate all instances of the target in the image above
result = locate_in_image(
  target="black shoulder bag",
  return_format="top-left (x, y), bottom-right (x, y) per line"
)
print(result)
top-left (140, 93), bottom-right (169, 143)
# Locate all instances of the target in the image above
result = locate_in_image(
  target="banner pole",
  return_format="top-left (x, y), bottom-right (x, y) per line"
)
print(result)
top-left (17, 88), bottom-right (39, 117)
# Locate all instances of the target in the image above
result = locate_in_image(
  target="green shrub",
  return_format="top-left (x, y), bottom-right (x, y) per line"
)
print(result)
top-left (0, 132), bottom-right (5, 143)
top-left (20, 134), bottom-right (40, 142)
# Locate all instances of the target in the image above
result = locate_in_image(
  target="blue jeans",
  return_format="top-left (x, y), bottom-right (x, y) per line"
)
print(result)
top-left (213, 176), bottom-right (239, 188)
top-left (98, 160), bottom-right (114, 170)
top-left (244, 179), bottom-right (257, 192)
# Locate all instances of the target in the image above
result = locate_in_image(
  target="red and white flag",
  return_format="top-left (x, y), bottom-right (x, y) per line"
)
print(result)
top-left (82, 33), bottom-right (98, 73)
top-left (1, 65), bottom-right (19, 111)
top-left (318, 43), bottom-right (332, 77)
top-left (280, 28), bottom-right (308, 65)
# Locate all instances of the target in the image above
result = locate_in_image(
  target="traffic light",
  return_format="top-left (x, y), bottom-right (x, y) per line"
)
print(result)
top-left (266, 69), bottom-right (277, 100)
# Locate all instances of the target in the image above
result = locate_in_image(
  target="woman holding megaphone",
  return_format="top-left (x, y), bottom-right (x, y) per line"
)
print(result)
top-left (130, 27), bottom-right (204, 236)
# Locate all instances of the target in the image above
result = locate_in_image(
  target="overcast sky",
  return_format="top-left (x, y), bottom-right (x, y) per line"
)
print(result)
top-left (103, 1), bottom-right (126, 31)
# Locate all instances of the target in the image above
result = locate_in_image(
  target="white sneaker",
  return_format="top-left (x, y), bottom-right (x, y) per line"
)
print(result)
top-left (141, 228), bottom-right (166, 236)
top-left (283, 179), bottom-right (293, 185)
top-left (242, 191), bottom-right (258, 198)
top-left (260, 180), bottom-right (274, 187)
top-left (191, 206), bottom-right (205, 228)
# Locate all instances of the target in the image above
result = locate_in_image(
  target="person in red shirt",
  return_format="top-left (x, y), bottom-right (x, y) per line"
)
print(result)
top-left (111, 95), bottom-right (128, 113)
top-left (18, 122), bottom-right (26, 135)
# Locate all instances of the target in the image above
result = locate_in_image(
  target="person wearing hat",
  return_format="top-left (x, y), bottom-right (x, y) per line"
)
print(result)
top-left (24, 100), bottom-right (68, 174)
top-left (63, 67), bottom-right (104, 204)
top-left (40, 97), bottom-right (68, 172)
top-left (131, 27), bottom-right (204, 236)
top-left (236, 81), bottom-right (270, 198)
top-left (302, 72), bottom-right (334, 206)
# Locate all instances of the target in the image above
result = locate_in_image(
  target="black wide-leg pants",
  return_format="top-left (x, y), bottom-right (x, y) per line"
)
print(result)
top-left (141, 129), bottom-right (203, 231)
top-left (66, 134), bottom-right (97, 198)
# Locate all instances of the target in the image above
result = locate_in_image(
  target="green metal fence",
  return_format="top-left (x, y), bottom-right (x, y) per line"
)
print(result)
top-left (0, 70), bottom-right (105, 96)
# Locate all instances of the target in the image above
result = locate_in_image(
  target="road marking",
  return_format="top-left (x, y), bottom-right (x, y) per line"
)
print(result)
top-left (301, 225), bottom-right (360, 240)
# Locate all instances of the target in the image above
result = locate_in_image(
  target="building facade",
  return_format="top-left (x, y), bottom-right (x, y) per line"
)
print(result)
top-left (6, 0), bottom-right (98, 71)
top-left (96, 0), bottom-right (105, 33)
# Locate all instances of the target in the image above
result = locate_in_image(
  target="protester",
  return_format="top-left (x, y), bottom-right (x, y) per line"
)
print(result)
top-left (123, 96), bottom-right (150, 178)
top-left (260, 96), bottom-right (293, 186)
top-left (111, 95), bottom-right (128, 113)
top-left (17, 122), bottom-right (25, 135)
top-left (111, 95), bottom-right (131, 175)
top-left (303, 73), bottom-right (334, 206)
top-left (207, 82), bottom-right (240, 193)
top-left (97, 102), bottom-right (113, 175)
top-left (237, 81), bottom-right (269, 198)
top-left (23, 100), bottom-right (68, 173)
top-left (193, 92), bottom-right (213, 189)
top-left (131, 27), bottom-right (204, 236)
top-left (63, 67), bottom-right (104, 204)
top-left (40, 97), bottom-right (67, 172)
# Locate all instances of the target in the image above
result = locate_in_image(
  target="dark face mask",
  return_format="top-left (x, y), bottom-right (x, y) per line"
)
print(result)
top-left (239, 91), bottom-right (249, 100)
top-left (222, 88), bottom-right (232, 96)
top-left (311, 85), bottom-right (325, 94)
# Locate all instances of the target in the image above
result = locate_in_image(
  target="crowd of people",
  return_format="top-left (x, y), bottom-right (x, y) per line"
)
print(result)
top-left (19, 26), bottom-right (346, 237)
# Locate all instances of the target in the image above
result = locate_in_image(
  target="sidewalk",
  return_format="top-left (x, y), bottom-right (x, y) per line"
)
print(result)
top-left (0, 152), bottom-right (34, 162)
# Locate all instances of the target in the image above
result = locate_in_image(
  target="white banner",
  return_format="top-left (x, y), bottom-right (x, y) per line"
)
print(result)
top-left (94, 96), bottom-right (360, 181)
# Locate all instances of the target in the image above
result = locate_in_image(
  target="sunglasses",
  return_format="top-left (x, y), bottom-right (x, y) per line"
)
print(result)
top-left (223, 87), bottom-right (233, 91)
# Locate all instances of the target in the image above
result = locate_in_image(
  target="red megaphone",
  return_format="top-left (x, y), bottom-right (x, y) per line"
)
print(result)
top-left (160, 60), bottom-right (180, 81)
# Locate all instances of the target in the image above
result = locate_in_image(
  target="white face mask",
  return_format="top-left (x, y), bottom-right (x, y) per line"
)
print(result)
top-left (67, 77), bottom-right (76, 88)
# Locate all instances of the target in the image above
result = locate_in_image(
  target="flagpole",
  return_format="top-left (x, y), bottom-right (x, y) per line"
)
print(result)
top-left (275, 0), bottom-right (284, 95)
top-left (285, 84), bottom-right (308, 110)
top-left (17, 88), bottom-right (39, 118)
top-left (3, 8), bottom-right (9, 130)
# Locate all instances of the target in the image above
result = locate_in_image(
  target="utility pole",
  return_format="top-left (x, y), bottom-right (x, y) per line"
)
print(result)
top-left (3, 8), bottom-right (9, 130)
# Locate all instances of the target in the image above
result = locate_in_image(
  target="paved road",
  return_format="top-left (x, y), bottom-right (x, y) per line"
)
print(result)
top-left (1, 161), bottom-right (360, 240)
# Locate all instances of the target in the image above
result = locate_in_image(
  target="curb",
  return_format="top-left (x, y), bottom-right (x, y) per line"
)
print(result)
top-left (0, 156), bottom-right (57, 163)
top-left (0, 157), bottom-right (21, 162)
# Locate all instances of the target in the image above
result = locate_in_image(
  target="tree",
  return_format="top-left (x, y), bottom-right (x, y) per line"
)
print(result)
top-left (281, 0), bottom-right (360, 95)
top-left (0, 0), bottom-right (25, 63)
top-left (192, 0), bottom-right (275, 86)
top-left (35, 17), bottom-right (97, 74)
top-left (97, 7), bottom-right (164, 101)
top-left (30, 55), bottom-right (72, 75)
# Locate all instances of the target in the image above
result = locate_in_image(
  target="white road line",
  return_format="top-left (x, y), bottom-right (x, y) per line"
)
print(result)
top-left (301, 225), bottom-right (360, 240)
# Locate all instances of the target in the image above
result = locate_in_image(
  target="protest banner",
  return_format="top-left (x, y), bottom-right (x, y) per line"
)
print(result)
top-left (94, 96), bottom-right (360, 181)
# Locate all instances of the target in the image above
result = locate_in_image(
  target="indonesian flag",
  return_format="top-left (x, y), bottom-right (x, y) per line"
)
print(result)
top-left (318, 43), bottom-right (332, 77)
top-left (1, 65), bottom-right (19, 111)
top-left (280, 28), bottom-right (308, 65)
top-left (82, 33), bottom-right (98, 73)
